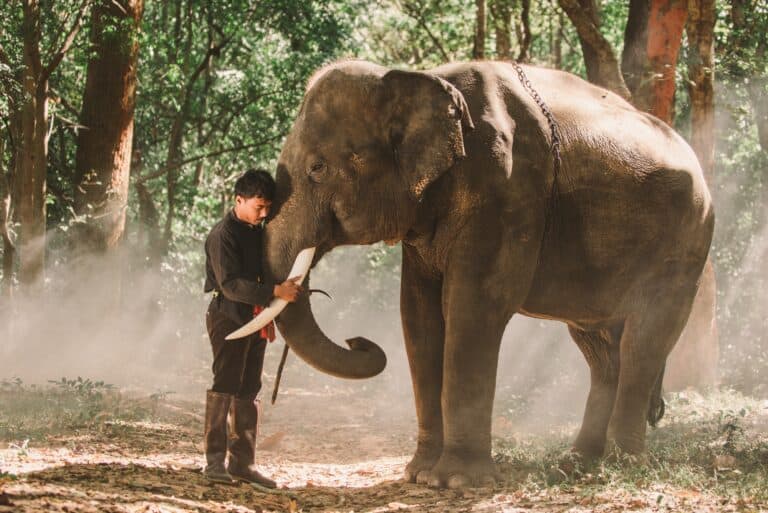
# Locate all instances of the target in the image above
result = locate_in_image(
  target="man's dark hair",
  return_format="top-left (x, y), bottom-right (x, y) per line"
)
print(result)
top-left (234, 169), bottom-right (276, 200)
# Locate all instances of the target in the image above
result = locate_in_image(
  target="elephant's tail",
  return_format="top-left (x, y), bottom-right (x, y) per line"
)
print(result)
top-left (647, 362), bottom-right (666, 427)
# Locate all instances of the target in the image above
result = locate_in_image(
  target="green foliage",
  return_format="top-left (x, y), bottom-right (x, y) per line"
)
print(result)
top-left (0, 377), bottom-right (167, 441)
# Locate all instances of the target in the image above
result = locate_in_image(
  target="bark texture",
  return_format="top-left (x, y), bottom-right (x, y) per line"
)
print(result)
top-left (490, 0), bottom-right (513, 59)
top-left (472, 0), bottom-right (486, 59)
top-left (74, 0), bottom-right (144, 252)
top-left (473, 0), bottom-right (487, 59)
top-left (686, 0), bottom-right (716, 182)
top-left (517, 0), bottom-right (531, 62)
top-left (0, 136), bottom-right (14, 298)
top-left (557, 0), bottom-right (631, 98)
top-left (636, 0), bottom-right (688, 125)
top-left (17, 1), bottom-right (47, 288)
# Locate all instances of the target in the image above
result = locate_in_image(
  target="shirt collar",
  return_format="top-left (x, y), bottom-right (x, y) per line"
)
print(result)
top-left (228, 209), bottom-right (262, 230)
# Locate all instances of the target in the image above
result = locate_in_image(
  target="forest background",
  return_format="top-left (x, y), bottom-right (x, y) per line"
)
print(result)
top-left (0, 0), bottom-right (765, 400)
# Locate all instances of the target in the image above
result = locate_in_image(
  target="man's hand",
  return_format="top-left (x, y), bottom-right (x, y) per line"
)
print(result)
top-left (273, 276), bottom-right (304, 302)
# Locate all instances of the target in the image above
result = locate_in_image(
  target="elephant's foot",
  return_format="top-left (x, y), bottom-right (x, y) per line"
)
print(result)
top-left (404, 446), bottom-right (442, 483)
top-left (418, 451), bottom-right (500, 489)
top-left (603, 437), bottom-right (648, 465)
top-left (571, 437), bottom-right (606, 464)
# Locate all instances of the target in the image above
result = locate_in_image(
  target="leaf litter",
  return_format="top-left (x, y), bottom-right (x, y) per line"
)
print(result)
top-left (1, 386), bottom-right (767, 512)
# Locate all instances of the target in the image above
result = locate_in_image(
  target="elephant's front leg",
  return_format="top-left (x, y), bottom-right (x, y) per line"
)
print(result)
top-left (421, 304), bottom-right (508, 489)
top-left (401, 244), bottom-right (446, 483)
top-left (421, 223), bottom-right (538, 489)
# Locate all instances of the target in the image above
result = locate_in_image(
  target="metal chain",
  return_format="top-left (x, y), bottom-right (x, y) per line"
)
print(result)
top-left (511, 61), bottom-right (563, 238)
top-left (511, 61), bottom-right (562, 186)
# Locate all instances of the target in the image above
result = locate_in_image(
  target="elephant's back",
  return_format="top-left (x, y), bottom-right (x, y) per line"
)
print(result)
top-left (431, 61), bottom-right (707, 195)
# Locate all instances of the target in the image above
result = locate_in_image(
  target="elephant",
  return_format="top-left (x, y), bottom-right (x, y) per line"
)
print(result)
top-left (260, 59), bottom-right (715, 488)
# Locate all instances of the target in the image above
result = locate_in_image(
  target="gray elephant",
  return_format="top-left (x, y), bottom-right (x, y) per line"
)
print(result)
top-left (261, 60), bottom-right (714, 488)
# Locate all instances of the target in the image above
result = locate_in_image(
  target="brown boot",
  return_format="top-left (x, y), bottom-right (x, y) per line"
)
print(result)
top-left (227, 395), bottom-right (276, 488)
top-left (203, 390), bottom-right (234, 484)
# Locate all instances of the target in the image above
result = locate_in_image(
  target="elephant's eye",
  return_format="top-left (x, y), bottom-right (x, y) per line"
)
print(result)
top-left (308, 160), bottom-right (327, 183)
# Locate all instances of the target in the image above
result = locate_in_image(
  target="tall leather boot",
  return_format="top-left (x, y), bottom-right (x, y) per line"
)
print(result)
top-left (227, 395), bottom-right (276, 488)
top-left (203, 390), bottom-right (234, 483)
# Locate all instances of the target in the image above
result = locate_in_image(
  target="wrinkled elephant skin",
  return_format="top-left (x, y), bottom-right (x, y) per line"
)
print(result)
top-left (263, 61), bottom-right (715, 488)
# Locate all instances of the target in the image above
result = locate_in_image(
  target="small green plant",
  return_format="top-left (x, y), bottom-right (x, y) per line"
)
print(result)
top-left (0, 376), bottom-right (161, 441)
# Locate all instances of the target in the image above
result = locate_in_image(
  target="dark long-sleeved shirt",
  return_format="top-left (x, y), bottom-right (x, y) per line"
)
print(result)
top-left (204, 210), bottom-right (275, 325)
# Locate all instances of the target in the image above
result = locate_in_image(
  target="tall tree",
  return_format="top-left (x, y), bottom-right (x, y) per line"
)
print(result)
top-left (622, 0), bottom-right (688, 124)
top-left (16, 0), bottom-right (90, 289)
top-left (0, 135), bottom-right (13, 299)
top-left (473, 0), bottom-right (487, 59)
top-left (0, 45), bottom-right (17, 298)
top-left (490, 0), bottom-right (513, 59)
top-left (74, 0), bottom-right (144, 252)
top-left (557, 0), bottom-right (631, 98)
top-left (686, 0), bottom-right (716, 183)
top-left (517, 0), bottom-right (531, 62)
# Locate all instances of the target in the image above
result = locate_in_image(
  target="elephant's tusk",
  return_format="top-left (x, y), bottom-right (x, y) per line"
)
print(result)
top-left (225, 247), bottom-right (316, 341)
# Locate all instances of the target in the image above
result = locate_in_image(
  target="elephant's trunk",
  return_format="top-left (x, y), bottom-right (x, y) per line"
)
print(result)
top-left (263, 214), bottom-right (386, 379)
top-left (275, 273), bottom-right (387, 379)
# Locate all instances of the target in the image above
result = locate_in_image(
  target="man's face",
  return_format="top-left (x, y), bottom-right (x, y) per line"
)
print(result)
top-left (234, 195), bottom-right (272, 226)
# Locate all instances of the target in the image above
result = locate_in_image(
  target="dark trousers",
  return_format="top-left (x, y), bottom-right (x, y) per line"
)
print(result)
top-left (206, 308), bottom-right (266, 398)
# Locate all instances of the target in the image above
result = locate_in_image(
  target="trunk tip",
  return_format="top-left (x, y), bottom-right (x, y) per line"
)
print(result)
top-left (345, 336), bottom-right (387, 376)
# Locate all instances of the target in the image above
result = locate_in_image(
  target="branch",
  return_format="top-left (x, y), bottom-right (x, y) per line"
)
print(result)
top-left (40, 0), bottom-right (91, 84)
top-left (48, 88), bottom-right (81, 119)
top-left (557, 0), bottom-right (631, 99)
top-left (399, 0), bottom-right (451, 62)
top-left (134, 135), bottom-right (285, 184)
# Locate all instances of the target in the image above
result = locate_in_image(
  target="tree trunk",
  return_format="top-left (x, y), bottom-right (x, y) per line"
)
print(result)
top-left (163, 0), bottom-right (195, 250)
top-left (74, 0), bottom-right (144, 253)
top-left (623, 0), bottom-right (688, 124)
top-left (665, 0), bottom-right (719, 390)
top-left (557, 0), bottom-right (631, 98)
top-left (18, 1), bottom-right (48, 289)
top-left (686, 0), bottom-right (716, 182)
top-left (518, 0), bottom-right (531, 62)
top-left (553, 9), bottom-right (563, 68)
top-left (490, 0), bottom-right (513, 59)
top-left (0, 136), bottom-right (14, 299)
top-left (473, 0), bottom-right (486, 59)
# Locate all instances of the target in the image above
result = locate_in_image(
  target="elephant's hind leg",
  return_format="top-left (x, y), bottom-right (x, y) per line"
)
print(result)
top-left (607, 284), bottom-right (698, 455)
top-left (401, 245), bottom-right (446, 483)
top-left (569, 324), bottom-right (622, 460)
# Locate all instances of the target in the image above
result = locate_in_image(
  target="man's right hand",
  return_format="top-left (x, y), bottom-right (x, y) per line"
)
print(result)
top-left (273, 276), bottom-right (304, 302)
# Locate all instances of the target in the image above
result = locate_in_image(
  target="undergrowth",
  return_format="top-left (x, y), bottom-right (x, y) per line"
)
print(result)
top-left (0, 377), bottom-right (171, 442)
top-left (492, 388), bottom-right (768, 504)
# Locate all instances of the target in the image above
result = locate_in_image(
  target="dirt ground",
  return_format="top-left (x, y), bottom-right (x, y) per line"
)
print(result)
top-left (1, 379), bottom-right (767, 512)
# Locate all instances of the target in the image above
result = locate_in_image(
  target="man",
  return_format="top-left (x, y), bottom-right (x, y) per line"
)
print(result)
top-left (203, 169), bottom-right (302, 487)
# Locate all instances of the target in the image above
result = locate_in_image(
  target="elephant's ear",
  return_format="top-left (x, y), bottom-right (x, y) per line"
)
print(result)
top-left (382, 69), bottom-right (474, 201)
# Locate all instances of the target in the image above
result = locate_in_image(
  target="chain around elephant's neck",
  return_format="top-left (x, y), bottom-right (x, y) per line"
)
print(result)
top-left (511, 61), bottom-right (563, 238)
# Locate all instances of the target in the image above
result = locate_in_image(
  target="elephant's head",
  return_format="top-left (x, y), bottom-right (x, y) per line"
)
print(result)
top-left (264, 60), bottom-right (474, 379)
